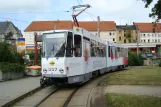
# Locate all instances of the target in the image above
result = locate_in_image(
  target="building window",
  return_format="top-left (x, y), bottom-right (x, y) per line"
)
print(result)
top-left (155, 39), bottom-right (157, 42)
top-left (158, 39), bottom-right (160, 42)
top-left (113, 38), bottom-right (115, 41)
top-left (152, 34), bottom-right (154, 37)
top-left (124, 39), bottom-right (126, 43)
top-left (141, 40), bottom-right (142, 43)
top-left (148, 34), bottom-right (150, 37)
top-left (109, 33), bottom-right (112, 35)
top-left (152, 39), bottom-right (154, 42)
top-left (155, 34), bottom-right (157, 37)
top-left (113, 33), bottom-right (115, 35)
top-left (124, 34), bottom-right (126, 37)
top-left (119, 37), bottom-right (121, 41)
top-left (144, 40), bottom-right (146, 42)
top-left (148, 39), bottom-right (150, 42)
top-left (143, 34), bottom-right (145, 37)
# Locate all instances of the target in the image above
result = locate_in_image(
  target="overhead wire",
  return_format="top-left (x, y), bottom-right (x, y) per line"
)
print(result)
top-left (0, 16), bottom-right (31, 23)
top-left (0, 10), bottom-right (71, 15)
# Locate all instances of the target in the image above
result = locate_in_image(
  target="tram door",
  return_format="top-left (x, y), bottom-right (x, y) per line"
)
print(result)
top-left (83, 37), bottom-right (90, 76)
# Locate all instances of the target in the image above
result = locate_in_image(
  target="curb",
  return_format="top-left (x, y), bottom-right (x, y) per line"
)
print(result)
top-left (1, 86), bottom-right (41, 107)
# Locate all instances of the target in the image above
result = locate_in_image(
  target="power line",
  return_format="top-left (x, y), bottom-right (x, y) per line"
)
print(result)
top-left (79, 0), bottom-right (84, 4)
top-left (84, 11), bottom-right (96, 21)
top-left (0, 16), bottom-right (31, 23)
top-left (0, 10), bottom-right (71, 15)
top-left (77, 0), bottom-right (81, 5)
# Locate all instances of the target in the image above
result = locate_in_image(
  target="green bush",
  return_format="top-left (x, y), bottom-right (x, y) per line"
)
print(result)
top-left (0, 62), bottom-right (25, 73)
top-left (0, 42), bottom-right (12, 62)
top-left (28, 52), bottom-right (41, 60)
top-left (159, 60), bottom-right (161, 67)
top-left (0, 42), bottom-right (24, 65)
top-left (128, 52), bottom-right (144, 66)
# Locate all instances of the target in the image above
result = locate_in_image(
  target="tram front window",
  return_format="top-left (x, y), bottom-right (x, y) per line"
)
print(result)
top-left (43, 33), bottom-right (66, 58)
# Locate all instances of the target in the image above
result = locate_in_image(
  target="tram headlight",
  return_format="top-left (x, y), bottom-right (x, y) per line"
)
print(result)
top-left (43, 68), bottom-right (47, 73)
top-left (59, 68), bottom-right (64, 74)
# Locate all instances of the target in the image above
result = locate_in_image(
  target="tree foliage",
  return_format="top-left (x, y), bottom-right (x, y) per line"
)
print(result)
top-left (5, 31), bottom-right (13, 39)
top-left (143, 0), bottom-right (161, 21)
top-left (128, 52), bottom-right (144, 66)
top-left (0, 42), bottom-right (24, 65)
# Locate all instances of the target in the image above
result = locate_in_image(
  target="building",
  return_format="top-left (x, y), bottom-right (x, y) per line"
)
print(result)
top-left (78, 21), bottom-right (116, 42)
top-left (24, 20), bottom-right (116, 50)
top-left (121, 22), bottom-right (161, 57)
top-left (0, 21), bottom-right (22, 42)
top-left (134, 22), bottom-right (161, 43)
top-left (116, 25), bottom-right (140, 44)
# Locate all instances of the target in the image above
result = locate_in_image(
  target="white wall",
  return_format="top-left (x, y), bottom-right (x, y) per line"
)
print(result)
top-left (25, 31), bottom-right (44, 46)
top-left (91, 31), bottom-right (116, 42)
top-left (140, 33), bottom-right (161, 43)
top-left (25, 30), bottom-right (117, 46)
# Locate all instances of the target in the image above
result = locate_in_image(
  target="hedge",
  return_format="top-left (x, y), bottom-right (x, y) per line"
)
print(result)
top-left (128, 52), bottom-right (144, 66)
top-left (159, 60), bottom-right (161, 67)
top-left (0, 42), bottom-right (24, 65)
top-left (0, 62), bottom-right (25, 73)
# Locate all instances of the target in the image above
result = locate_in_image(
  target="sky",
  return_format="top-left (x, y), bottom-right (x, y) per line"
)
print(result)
top-left (0, 0), bottom-right (158, 34)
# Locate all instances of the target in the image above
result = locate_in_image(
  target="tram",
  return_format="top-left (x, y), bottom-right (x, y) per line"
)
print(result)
top-left (40, 26), bottom-right (128, 86)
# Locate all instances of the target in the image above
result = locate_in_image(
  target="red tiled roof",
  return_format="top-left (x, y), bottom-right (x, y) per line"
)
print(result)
top-left (24, 20), bottom-right (116, 32)
top-left (134, 22), bottom-right (161, 32)
top-left (78, 21), bottom-right (116, 31)
top-left (24, 21), bottom-right (73, 32)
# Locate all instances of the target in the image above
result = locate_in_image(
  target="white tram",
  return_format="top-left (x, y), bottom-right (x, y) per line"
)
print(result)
top-left (40, 26), bottom-right (128, 86)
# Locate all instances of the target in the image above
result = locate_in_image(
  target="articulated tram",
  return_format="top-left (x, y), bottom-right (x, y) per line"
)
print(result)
top-left (40, 26), bottom-right (128, 86)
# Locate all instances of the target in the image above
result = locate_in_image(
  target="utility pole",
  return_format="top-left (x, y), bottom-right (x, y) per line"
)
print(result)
top-left (136, 26), bottom-right (139, 55)
top-left (97, 16), bottom-right (100, 37)
top-left (34, 32), bottom-right (38, 65)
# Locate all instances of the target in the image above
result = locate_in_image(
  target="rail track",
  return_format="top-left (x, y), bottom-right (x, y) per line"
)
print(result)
top-left (9, 85), bottom-right (79, 107)
top-left (3, 71), bottom-right (117, 107)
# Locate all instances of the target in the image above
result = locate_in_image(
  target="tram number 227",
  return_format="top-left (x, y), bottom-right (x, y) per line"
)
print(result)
top-left (48, 68), bottom-right (57, 71)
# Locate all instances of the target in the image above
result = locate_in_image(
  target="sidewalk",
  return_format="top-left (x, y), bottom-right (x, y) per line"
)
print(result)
top-left (103, 85), bottom-right (161, 97)
top-left (0, 76), bottom-right (40, 106)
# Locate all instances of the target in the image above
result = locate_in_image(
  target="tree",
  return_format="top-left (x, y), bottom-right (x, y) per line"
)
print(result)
top-left (5, 31), bottom-right (13, 39)
top-left (143, 0), bottom-right (161, 21)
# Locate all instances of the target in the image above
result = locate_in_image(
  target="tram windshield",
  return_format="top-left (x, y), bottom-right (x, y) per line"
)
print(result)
top-left (43, 32), bottom-right (66, 58)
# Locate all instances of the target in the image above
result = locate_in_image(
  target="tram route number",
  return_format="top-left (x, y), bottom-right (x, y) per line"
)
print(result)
top-left (48, 68), bottom-right (57, 71)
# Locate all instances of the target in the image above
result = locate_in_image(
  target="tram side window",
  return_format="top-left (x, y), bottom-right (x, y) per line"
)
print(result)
top-left (108, 46), bottom-right (111, 57)
top-left (74, 34), bottom-right (82, 57)
top-left (99, 43), bottom-right (105, 57)
top-left (66, 32), bottom-right (73, 57)
top-left (117, 47), bottom-right (120, 57)
top-left (97, 42), bottom-right (100, 57)
top-left (91, 40), bottom-right (96, 57)
top-left (115, 47), bottom-right (117, 58)
top-left (121, 48), bottom-right (123, 57)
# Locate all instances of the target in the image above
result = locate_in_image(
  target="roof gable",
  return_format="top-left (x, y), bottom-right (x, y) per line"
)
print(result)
top-left (0, 22), bottom-right (9, 34)
top-left (24, 20), bottom-right (116, 32)
top-left (24, 21), bottom-right (73, 32)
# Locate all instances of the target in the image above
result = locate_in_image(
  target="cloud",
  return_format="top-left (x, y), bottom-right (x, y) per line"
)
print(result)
top-left (84, 0), bottom-right (135, 13)
top-left (0, 0), bottom-right (52, 12)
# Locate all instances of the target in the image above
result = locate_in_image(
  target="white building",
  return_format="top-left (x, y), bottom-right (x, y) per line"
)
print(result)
top-left (24, 21), bottom-right (117, 51)
top-left (134, 22), bottom-right (161, 43)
